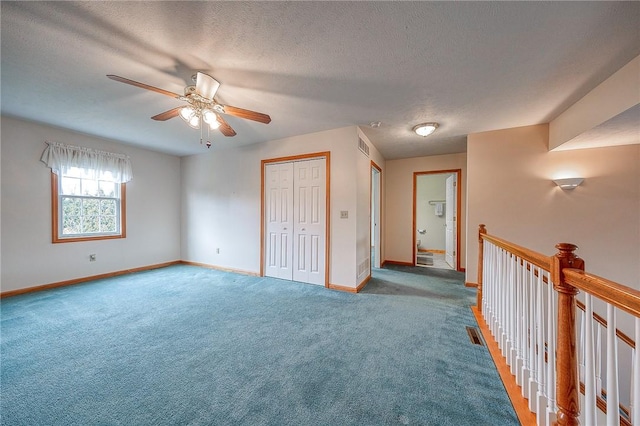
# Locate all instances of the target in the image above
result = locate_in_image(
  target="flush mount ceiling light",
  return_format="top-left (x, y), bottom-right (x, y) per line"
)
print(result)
top-left (553, 178), bottom-right (584, 190)
top-left (413, 122), bottom-right (439, 137)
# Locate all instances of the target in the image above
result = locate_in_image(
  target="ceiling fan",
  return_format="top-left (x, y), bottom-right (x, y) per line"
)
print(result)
top-left (107, 72), bottom-right (271, 148)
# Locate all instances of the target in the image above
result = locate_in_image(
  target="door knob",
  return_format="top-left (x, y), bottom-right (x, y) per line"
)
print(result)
top-left (301, 228), bottom-right (306, 231)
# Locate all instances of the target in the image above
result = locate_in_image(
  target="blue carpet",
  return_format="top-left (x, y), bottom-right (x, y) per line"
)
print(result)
top-left (1, 265), bottom-right (518, 425)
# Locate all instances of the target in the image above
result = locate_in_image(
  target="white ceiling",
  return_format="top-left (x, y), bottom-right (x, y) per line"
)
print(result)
top-left (1, 1), bottom-right (639, 159)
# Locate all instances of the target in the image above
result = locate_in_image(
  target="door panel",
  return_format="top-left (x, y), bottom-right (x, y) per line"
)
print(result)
top-left (264, 163), bottom-right (294, 280)
top-left (292, 159), bottom-right (326, 285)
top-left (445, 174), bottom-right (456, 269)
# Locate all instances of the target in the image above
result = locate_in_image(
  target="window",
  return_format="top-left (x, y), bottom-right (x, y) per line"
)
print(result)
top-left (41, 141), bottom-right (132, 243)
top-left (52, 168), bottom-right (126, 242)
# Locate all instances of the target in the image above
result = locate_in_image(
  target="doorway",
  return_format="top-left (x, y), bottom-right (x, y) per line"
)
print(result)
top-left (370, 162), bottom-right (382, 270)
top-left (261, 152), bottom-right (330, 286)
top-left (413, 170), bottom-right (461, 271)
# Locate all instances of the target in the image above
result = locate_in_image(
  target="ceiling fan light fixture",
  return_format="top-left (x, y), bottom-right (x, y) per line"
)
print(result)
top-left (188, 115), bottom-right (200, 129)
top-left (202, 109), bottom-right (217, 124)
top-left (179, 106), bottom-right (195, 122)
top-left (413, 122), bottom-right (439, 137)
top-left (209, 119), bottom-right (221, 130)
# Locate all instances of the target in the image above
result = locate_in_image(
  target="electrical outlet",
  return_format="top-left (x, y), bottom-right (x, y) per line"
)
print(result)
top-left (216, 248), bottom-right (220, 254)
top-left (89, 254), bottom-right (96, 262)
top-left (340, 210), bottom-right (348, 219)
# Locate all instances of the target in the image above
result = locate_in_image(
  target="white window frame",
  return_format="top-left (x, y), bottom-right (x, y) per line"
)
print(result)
top-left (51, 168), bottom-right (126, 243)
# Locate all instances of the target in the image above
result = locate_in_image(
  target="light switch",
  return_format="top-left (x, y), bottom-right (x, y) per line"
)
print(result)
top-left (340, 210), bottom-right (348, 219)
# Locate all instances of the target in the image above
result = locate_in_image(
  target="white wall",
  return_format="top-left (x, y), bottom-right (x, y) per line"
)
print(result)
top-left (0, 116), bottom-right (182, 292)
top-left (181, 126), bottom-right (380, 289)
top-left (384, 153), bottom-right (467, 267)
top-left (466, 124), bottom-right (640, 290)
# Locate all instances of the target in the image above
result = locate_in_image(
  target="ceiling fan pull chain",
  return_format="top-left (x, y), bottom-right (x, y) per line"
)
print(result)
top-left (206, 126), bottom-right (212, 149)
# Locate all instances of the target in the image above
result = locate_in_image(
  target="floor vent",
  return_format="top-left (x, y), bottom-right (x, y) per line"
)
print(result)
top-left (466, 326), bottom-right (484, 346)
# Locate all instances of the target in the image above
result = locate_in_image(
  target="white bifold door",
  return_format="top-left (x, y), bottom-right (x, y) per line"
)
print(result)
top-left (264, 158), bottom-right (326, 286)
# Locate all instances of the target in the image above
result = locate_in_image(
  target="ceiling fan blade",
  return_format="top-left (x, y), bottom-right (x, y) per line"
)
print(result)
top-left (216, 114), bottom-right (237, 137)
top-left (222, 105), bottom-right (271, 124)
top-left (195, 72), bottom-right (220, 100)
top-left (151, 106), bottom-right (183, 121)
top-left (107, 75), bottom-right (181, 99)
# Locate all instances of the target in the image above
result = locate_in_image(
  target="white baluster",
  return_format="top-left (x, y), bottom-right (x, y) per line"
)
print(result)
top-left (546, 272), bottom-right (557, 426)
top-left (580, 310), bottom-right (585, 382)
top-left (535, 269), bottom-right (547, 420)
top-left (501, 249), bottom-right (509, 355)
top-left (492, 246), bottom-right (499, 337)
top-left (528, 265), bottom-right (538, 412)
top-left (503, 251), bottom-right (512, 360)
top-left (509, 254), bottom-right (518, 372)
top-left (584, 294), bottom-right (597, 425)
top-left (633, 317), bottom-right (639, 426)
top-left (606, 304), bottom-right (619, 426)
top-left (520, 260), bottom-right (530, 396)
top-left (597, 323), bottom-right (603, 395)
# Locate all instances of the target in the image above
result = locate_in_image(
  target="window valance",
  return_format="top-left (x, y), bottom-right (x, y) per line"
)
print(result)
top-left (40, 141), bottom-right (133, 183)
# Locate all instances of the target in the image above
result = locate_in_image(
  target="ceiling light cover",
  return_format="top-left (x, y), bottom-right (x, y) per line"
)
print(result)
top-left (202, 109), bottom-right (217, 124)
top-left (209, 119), bottom-right (221, 130)
top-left (413, 122), bottom-right (439, 137)
top-left (180, 106), bottom-right (195, 122)
top-left (553, 178), bottom-right (584, 190)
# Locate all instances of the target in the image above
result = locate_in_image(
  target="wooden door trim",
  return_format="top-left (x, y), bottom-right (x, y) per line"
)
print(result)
top-left (260, 152), bottom-right (331, 287)
top-left (412, 169), bottom-right (462, 271)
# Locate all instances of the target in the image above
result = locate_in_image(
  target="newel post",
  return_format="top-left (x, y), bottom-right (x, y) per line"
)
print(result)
top-left (552, 243), bottom-right (585, 426)
top-left (476, 224), bottom-right (487, 311)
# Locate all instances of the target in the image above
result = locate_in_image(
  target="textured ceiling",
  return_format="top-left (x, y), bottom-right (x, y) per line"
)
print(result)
top-left (1, 1), bottom-right (639, 158)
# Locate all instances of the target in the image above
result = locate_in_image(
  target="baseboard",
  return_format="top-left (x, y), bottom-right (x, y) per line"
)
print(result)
top-left (327, 283), bottom-right (358, 293)
top-left (471, 306), bottom-right (537, 426)
top-left (465, 281), bottom-right (478, 288)
top-left (179, 261), bottom-right (260, 277)
top-left (418, 249), bottom-right (445, 254)
top-left (383, 260), bottom-right (414, 267)
top-left (0, 261), bottom-right (182, 298)
top-left (356, 275), bottom-right (371, 292)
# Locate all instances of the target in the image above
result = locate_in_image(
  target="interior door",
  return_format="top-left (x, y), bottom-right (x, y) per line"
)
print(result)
top-left (292, 158), bottom-right (326, 285)
top-left (445, 174), bottom-right (456, 269)
top-left (371, 165), bottom-right (381, 269)
top-left (264, 163), bottom-right (294, 280)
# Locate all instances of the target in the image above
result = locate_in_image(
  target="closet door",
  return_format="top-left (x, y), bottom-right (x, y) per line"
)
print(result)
top-left (264, 162), bottom-right (294, 280)
top-left (292, 158), bottom-right (326, 285)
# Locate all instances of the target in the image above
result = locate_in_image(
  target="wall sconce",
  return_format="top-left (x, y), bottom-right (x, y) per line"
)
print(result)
top-left (553, 178), bottom-right (584, 190)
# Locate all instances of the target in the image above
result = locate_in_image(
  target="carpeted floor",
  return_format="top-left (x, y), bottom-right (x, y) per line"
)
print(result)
top-left (1, 265), bottom-right (518, 425)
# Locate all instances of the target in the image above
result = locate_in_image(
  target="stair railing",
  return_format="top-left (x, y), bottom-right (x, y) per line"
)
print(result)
top-left (476, 224), bottom-right (640, 426)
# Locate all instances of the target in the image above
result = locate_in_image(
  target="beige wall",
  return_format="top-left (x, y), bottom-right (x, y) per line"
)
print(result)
top-left (384, 153), bottom-right (467, 268)
top-left (466, 124), bottom-right (640, 289)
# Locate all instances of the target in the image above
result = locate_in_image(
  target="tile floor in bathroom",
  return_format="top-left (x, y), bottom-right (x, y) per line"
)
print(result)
top-left (416, 252), bottom-right (453, 270)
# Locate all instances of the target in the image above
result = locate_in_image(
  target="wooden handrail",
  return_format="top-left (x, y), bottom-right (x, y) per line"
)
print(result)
top-left (564, 269), bottom-right (640, 318)
top-left (480, 232), bottom-right (552, 271)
